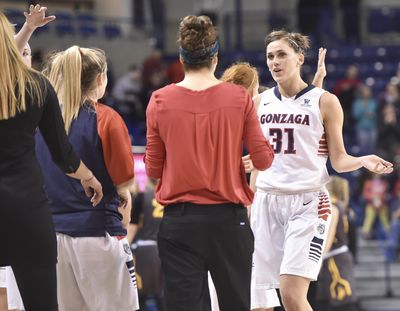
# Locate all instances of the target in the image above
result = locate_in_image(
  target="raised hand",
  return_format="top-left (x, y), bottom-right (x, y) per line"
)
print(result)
top-left (24, 4), bottom-right (56, 30)
top-left (312, 47), bottom-right (327, 88)
top-left (316, 47), bottom-right (327, 79)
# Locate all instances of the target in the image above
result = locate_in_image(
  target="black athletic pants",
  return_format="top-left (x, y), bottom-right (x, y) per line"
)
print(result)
top-left (12, 263), bottom-right (58, 311)
top-left (157, 202), bottom-right (254, 311)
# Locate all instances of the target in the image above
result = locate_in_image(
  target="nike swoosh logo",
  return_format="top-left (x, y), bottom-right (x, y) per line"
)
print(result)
top-left (303, 200), bottom-right (312, 206)
top-left (264, 102), bottom-right (272, 106)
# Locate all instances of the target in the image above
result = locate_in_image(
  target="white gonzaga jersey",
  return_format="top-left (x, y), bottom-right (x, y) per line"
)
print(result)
top-left (256, 85), bottom-right (329, 193)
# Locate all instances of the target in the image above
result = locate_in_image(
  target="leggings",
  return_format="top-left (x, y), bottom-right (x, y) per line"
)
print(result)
top-left (11, 263), bottom-right (58, 311)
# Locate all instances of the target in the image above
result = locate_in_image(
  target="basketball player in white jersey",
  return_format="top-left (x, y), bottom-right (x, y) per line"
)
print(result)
top-left (249, 30), bottom-right (393, 311)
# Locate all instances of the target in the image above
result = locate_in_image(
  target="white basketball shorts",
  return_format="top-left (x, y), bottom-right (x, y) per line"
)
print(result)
top-left (251, 189), bottom-right (332, 290)
top-left (56, 233), bottom-right (139, 311)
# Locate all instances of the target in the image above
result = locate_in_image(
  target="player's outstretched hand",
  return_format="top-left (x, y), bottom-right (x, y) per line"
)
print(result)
top-left (360, 155), bottom-right (393, 174)
top-left (24, 4), bottom-right (56, 30)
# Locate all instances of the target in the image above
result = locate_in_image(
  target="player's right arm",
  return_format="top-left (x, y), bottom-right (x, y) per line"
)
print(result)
top-left (15, 4), bottom-right (55, 53)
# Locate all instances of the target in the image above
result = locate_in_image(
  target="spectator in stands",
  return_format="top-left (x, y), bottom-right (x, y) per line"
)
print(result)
top-left (379, 82), bottom-right (400, 118)
top-left (112, 64), bottom-right (144, 121)
top-left (361, 173), bottom-right (390, 238)
top-left (352, 84), bottom-right (378, 155)
top-left (141, 48), bottom-right (167, 104)
top-left (166, 58), bottom-right (184, 83)
top-left (385, 179), bottom-right (400, 263)
top-left (378, 101), bottom-right (400, 161)
top-left (333, 64), bottom-right (361, 132)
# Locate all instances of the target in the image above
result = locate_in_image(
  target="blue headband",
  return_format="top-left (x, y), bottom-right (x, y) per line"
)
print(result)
top-left (179, 41), bottom-right (219, 65)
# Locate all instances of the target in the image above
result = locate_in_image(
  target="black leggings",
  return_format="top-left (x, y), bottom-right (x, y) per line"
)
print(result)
top-left (11, 263), bottom-right (58, 311)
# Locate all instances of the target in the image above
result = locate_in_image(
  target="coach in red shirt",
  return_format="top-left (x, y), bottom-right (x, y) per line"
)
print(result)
top-left (145, 15), bottom-right (274, 311)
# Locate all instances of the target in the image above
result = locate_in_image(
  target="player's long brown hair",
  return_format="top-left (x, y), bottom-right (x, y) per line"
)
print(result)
top-left (326, 176), bottom-right (350, 209)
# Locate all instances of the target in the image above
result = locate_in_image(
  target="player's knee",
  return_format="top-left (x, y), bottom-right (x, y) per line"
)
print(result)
top-left (280, 288), bottom-right (303, 310)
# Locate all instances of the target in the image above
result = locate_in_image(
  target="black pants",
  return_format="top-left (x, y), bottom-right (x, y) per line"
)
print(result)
top-left (12, 263), bottom-right (58, 311)
top-left (158, 202), bottom-right (254, 311)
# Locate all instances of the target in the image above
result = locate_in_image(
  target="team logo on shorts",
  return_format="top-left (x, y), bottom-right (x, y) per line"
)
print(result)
top-left (317, 223), bottom-right (325, 235)
top-left (123, 243), bottom-right (132, 255)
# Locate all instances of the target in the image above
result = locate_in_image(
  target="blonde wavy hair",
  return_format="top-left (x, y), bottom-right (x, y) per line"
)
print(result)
top-left (326, 176), bottom-right (350, 209)
top-left (0, 12), bottom-right (43, 120)
top-left (43, 46), bottom-right (107, 133)
top-left (220, 62), bottom-right (259, 93)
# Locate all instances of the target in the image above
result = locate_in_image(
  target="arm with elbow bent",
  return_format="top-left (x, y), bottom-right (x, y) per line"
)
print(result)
top-left (67, 161), bottom-right (103, 206)
top-left (321, 92), bottom-right (393, 174)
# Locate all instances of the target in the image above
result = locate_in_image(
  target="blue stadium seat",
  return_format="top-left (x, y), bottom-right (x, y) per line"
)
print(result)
top-left (323, 79), bottom-right (336, 92)
top-left (103, 23), bottom-right (122, 39)
top-left (77, 13), bottom-right (97, 37)
top-left (4, 9), bottom-right (24, 31)
top-left (326, 63), bottom-right (347, 79)
top-left (368, 8), bottom-right (393, 34)
top-left (32, 24), bottom-right (50, 35)
top-left (393, 8), bottom-right (400, 32)
top-left (54, 11), bottom-right (75, 35)
top-left (268, 13), bottom-right (287, 30)
top-left (327, 46), bottom-right (356, 64)
top-left (368, 77), bottom-right (388, 95)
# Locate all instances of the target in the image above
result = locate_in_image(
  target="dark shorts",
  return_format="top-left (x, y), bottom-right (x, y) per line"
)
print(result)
top-left (134, 244), bottom-right (163, 296)
top-left (316, 251), bottom-right (357, 305)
